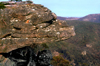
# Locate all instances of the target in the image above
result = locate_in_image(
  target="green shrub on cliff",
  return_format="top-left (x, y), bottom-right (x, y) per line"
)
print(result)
top-left (0, 2), bottom-right (6, 9)
top-left (51, 56), bottom-right (72, 66)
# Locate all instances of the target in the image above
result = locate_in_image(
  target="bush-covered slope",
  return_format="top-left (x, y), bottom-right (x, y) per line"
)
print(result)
top-left (48, 20), bottom-right (100, 66)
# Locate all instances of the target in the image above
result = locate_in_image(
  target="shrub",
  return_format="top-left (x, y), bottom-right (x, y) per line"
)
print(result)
top-left (51, 56), bottom-right (72, 66)
top-left (0, 2), bottom-right (6, 9)
top-left (41, 43), bottom-right (49, 49)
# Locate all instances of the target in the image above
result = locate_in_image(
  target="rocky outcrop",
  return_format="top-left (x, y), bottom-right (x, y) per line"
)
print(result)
top-left (0, 4), bottom-right (75, 53)
top-left (0, 4), bottom-right (75, 66)
top-left (0, 3), bottom-right (75, 66)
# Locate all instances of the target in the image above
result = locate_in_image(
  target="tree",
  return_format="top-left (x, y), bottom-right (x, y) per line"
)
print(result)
top-left (26, 0), bottom-right (33, 4)
top-left (10, 0), bottom-right (22, 2)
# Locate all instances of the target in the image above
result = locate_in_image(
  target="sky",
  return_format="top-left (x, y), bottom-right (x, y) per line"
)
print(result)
top-left (0, 0), bottom-right (100, 17)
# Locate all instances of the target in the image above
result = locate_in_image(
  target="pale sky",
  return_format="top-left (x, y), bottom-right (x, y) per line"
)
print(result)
top-left (0, 0), bottom-right (100, 17)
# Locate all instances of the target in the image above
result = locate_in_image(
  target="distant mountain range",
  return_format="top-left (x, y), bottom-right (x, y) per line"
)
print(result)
top-left (57, 16), bottom-right (80, 20)
top-left (78, 14), bottom-right (100, 23)
top-left (57, 14), bottom-right (100, 23)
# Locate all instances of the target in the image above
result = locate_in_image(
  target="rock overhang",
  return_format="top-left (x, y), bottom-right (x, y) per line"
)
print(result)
top-left (0, 4), bottom-right (75, 52)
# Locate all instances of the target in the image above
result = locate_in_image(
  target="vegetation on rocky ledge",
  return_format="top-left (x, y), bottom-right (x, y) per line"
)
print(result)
top-left (51, 55), bottom-right (72, 66)
top-left (0, 3), bottom-right (6, 9)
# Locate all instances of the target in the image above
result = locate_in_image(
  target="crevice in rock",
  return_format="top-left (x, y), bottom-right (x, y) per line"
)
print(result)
top-left (11, 36), bottom-right (20, 38)
top-left (1, 33), bottom-right (11, 38)
top-left (13, 27), bottom-right (22, 30)
top-left (45, 20), bottom-right (53, 24)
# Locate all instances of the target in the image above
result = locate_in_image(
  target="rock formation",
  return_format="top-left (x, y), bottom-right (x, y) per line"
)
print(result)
top-left (0, 3), bottom-right (75, 66)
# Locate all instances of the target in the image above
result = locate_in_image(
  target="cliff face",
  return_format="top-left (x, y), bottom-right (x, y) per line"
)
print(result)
top-left (0, 3), bottom-right (75, 66)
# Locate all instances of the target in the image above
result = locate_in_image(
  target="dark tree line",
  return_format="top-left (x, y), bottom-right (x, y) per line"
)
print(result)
top-left (9, 0), bottom-right (32, 2)
top-left (10, 0), bottom-right (22, 2)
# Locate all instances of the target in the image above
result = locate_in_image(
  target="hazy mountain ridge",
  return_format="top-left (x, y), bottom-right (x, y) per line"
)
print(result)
top-left (57, 16), bottom-right (80, 20)
top-left (78, 14), bottom-right (100, 23)
top-left (58, 14), bottom-right (100, 23)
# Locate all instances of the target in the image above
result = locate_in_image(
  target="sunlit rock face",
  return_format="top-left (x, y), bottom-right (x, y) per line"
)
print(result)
top-left (0, 2), bottom-right (75, 66)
